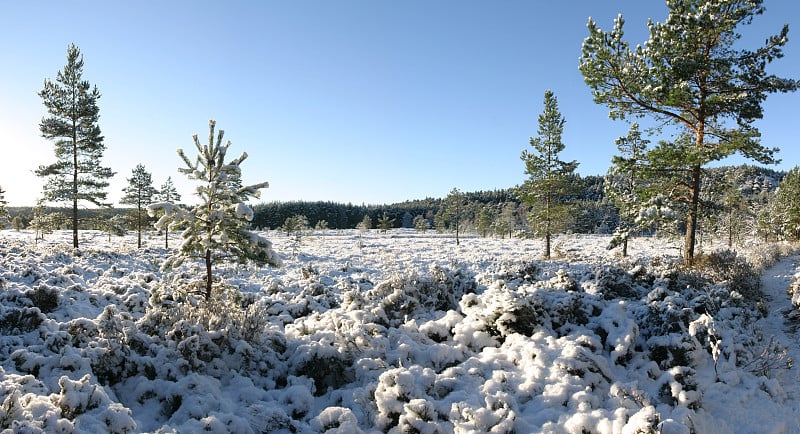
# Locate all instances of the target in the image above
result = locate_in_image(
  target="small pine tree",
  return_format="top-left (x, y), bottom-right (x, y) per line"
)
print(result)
top-left (605, 123), bottom-right (649, 256)
top-left (36, 44), bottom-right (114, 248)
top-left (0, 185), bottom-right (9, 228)
top-left (442, 188), bottom-right (466, 245)
top-left (121, 164), bottom-right (158, 248)
top-left (413, 215), bottom-right (429, 232)
top-left (152, 177), bottom-right (182, 248)
top-left (475, 206), bottom-right (493, 238)
top-left (359, 214), bottom-right (373, 230)
top-left (12, 215), bottom-right (27, 231)
top-left (519, 90), bottom-right (578, 258)
top-left (149, 120), bottom-right (281, 301)
top-left (377, 211), bottom-right (394, 234)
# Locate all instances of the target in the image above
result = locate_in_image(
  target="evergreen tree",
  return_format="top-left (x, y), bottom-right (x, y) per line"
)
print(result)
top-left (121, 164), bottom-right (158, 248)
top-left (772, 167), bottom-right (800, 241)
top-left (476, 206), bottom-right (493, 238)
top-left (149, 120), bottom-right (281, 301)
top-left (442, 188), bottom-right (466, 245)
top-left (605, 123), bottom-right (650, 256)
top-left (580, 0), bottom-right (798, 264)
top-left (359, 214), bottom-right (373, 230)
top-left (151, 176), bottom-right (182, 248)
top-left (36, 44), bottom-right (114, 248)
top-left (12, 215), bottom-right (27, 231)
top-left (377, 211), bottom-right (395, 234)
top-left (519, 90), bottom-right (578, 259)
top-left (413, 215), bottom-right (429, 232)
top-left (0, 185), bottom-right (9, 228)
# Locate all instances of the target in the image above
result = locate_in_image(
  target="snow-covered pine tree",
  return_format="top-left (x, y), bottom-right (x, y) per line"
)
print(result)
top-left (377, 211), bottom-right (394, 234)
top-left (121, 164), bottom-right (158, 248)
top-left (771, 167), bottom-right (800, 241)
top-left (605, 123), bottom-right (649, 256)
top-left (149, 120), bottom-right (281, 300)
top-left (580, 0), bottom-right (798, 264)
top-left (36, 44), bottom-right (114, 249)
top-left (151, 177), bottom-right (182, 248)
top-left (0, 185), bottom-right (9, 228)
top-left (519, 90), bottom-right (578, 259)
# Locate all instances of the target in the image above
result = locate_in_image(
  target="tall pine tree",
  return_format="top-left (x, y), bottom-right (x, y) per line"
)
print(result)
top-left (520, 90), bottom-right (578, 259)
top-left (580, 0), bottom-right (798, 264)
top-left (36, 44), bottom-right (114, 248)
top-left (121, 164), bottom-right (158, 248)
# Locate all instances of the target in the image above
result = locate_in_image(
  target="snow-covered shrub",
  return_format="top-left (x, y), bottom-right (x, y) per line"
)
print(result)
top-left (368, 265), bottom-right (476, 326)
top-left (0, 307), bottom-right (45, 334)
top-left (692, 250), bottom-right (761, 302)
top-left (25, 284), bottom-right (60, 313)
top-left (291, 342), bottom-right (355, 397)
top-left (310, 406), bottom-right (363, 433)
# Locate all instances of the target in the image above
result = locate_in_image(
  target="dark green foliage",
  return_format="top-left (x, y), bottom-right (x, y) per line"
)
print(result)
top-left (520, 90), bottom-right (579, 258)
top-left (121, 164), bottom-right (158, 249)
top-left (580, 0), bottom-right (798, 264)
top-left (36, 44), bottom-right (115, 248)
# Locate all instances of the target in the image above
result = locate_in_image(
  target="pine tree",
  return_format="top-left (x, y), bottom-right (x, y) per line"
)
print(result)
top-left (121, 164), bottom-right (158, 248)
top-left (476, 206), bottom-right (493, 238)
top-left (580, 0), bottom-right (798, 264)
top-left (152, 177), bottom-right (182, 248)
top-left (772, 167), bottom-right (800, 241)
top-left (605, 123), bottom-right (650, 256)
top-left (149, 120), bottom-right (281, 301)
top-left (442, 188), bottom-right (466, 245)
top-left (36, 44), bottom-right (114, 248)
top-left (519, 90), bottom-right (579, 259)
top-left (0, 185), bottom-right (9, 228)
top-left (377, 211), bottom-right (394, 234)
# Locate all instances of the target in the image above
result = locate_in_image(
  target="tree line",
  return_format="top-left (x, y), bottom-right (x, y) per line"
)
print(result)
top-left (0, 0), bottom-right (797, 269)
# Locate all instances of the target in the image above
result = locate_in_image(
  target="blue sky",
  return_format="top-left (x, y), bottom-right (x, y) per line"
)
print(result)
top-left (1, 1), bottom-right (798, 206)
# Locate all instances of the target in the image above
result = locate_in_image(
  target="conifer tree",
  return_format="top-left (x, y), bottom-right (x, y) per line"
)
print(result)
top-left (152, 177), bottom-right (182, 248)
top-left (377, 211), bottom-right (394, 234)
top-left (442, 188), bottom-right (466, 245)
top-left (121, 164), bottom-right (158, 248)
top-left (520, 90), bottom-right (578, 259)
top-left (580, 0), bottom-right (798, 264)
top-left (0, 185), bottom-right (9, 228)
top-left (605, 123), bottom-right (649, 256)
top-left (771, 167), bottom-right (800, 241)
top-left (149, 120), bottom-right (281, 301)
top-left (36, 44), bottom-right (114, 248)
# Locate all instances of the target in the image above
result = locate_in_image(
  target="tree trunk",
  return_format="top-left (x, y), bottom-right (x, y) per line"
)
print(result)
top-left (165, 230), bottom-right (169, 249)
top-left (137, 207), bottom-right (142, 249)
top-left (204, 248), bottom-right (213, 301)
top-left (72, 137), bottom-right (79, 249)
top-left (622, 236), bottom-right (628, 257)
top-left (684, 165), bottom-right (702, 265)
top-left (545, 232), bottom-right (551, 259)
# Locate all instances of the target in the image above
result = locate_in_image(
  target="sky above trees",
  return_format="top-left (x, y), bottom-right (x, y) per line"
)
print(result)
top-left (1, 0), bottom-right (798, 206)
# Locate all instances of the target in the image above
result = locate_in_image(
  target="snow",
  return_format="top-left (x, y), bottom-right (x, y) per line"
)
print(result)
top-left (0, 229), bottom-right (798, 433)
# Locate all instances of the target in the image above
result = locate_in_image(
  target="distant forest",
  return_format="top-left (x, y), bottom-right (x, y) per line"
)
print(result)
top-left (7, 165), bottom-right (784, 241)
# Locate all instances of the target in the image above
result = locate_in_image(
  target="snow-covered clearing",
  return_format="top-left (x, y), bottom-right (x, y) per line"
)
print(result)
top-left (0, 229), bottom-right (798, 433)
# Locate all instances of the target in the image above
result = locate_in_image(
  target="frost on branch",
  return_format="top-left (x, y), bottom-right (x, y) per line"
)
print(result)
top-left (150, 119), bottom-right (281, 300)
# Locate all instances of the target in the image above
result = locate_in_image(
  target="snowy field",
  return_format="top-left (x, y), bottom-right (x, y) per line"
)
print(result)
top-left (0, 229), bottom-right (799, 433)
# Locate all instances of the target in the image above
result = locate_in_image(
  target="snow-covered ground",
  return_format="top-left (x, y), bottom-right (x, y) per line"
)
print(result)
top-left (0, 229), bottom-right (798, 433)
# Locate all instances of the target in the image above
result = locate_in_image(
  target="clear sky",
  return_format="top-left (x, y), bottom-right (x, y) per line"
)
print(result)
top-left (1, 1), bottom-right (798, 207)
